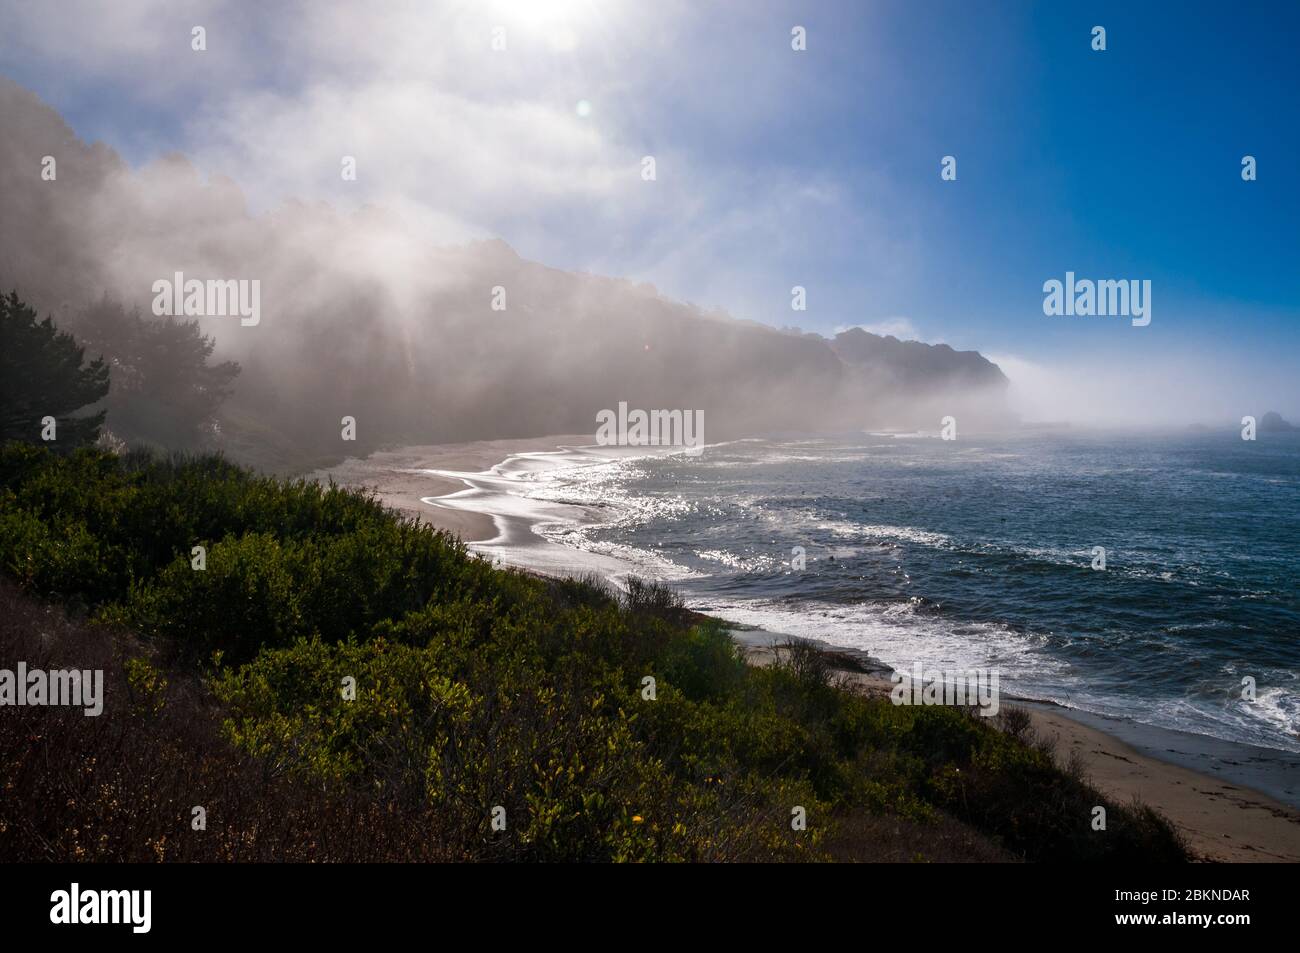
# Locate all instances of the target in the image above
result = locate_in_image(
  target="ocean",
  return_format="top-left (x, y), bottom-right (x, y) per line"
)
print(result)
top-left (443, 430), bottom-right (1300, 758)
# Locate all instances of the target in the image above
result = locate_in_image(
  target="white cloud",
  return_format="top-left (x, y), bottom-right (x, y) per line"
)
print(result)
top-left (0, 0), bottom-right (908, 326)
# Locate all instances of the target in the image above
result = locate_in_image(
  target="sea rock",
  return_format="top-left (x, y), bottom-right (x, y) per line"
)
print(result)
top-left (1259, 411), bottom-right (1297, 433)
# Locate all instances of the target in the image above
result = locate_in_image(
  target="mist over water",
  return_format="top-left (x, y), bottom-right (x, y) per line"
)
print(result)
top-left (991, 351), bottom-right (1299, 429)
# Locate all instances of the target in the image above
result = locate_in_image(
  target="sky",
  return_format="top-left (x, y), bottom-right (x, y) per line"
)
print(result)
top-left (1, 0), bottom-right (1296, 423)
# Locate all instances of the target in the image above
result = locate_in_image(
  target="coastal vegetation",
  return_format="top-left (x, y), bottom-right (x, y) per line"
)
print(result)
top-left (0, 439), bottom-right (1189, 861)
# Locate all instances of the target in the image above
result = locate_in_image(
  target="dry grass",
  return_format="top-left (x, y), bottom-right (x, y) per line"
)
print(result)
top-left (0, 579), bottom-right (459, 861)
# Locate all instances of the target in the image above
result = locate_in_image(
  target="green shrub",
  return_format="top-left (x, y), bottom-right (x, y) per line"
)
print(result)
top-left (0, 441), bottom-right (1191, 862)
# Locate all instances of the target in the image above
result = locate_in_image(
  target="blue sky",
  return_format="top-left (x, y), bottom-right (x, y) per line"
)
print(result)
top-left (1, 0), bottom-right (1296, 419)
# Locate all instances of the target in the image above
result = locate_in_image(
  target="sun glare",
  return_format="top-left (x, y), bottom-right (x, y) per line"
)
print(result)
top-left (494, 0), bottom-right (591, 28)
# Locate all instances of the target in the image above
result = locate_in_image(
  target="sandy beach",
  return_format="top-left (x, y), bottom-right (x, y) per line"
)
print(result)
top-left (313, 435), bottom-right (597, 545)
top-left (321, 435), bottom-right (1300, 864)
top-left (1021, 702), bottom-right (1300, 862)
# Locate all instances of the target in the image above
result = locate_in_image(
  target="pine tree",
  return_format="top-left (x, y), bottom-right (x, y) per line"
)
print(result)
top-left (0, 290), bottom-right (110, 447)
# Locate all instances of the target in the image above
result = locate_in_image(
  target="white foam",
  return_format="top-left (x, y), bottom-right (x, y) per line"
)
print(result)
top-left (419, 443), bottom-right (694, 581)
top-left (701, 596), bottom-right (1067, 682)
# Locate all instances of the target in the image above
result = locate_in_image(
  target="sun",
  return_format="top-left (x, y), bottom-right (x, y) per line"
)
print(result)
top-left (492, 0), bottom-right (593, 28)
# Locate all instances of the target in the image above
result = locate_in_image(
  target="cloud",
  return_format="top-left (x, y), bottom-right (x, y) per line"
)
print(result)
top-left (0, 0), bottom-right (907, 325)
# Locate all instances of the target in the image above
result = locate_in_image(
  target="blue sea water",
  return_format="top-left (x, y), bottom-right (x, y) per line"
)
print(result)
top-left (524, 430), bottom-right (1300, 754)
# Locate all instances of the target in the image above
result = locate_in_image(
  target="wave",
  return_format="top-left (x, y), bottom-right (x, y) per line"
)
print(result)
top-left (408, 434), bottom-right (1300, 754)
top-left (698, 596), bottom-right (1300, 753)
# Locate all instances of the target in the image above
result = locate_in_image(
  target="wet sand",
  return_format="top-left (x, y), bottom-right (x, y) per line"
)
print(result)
top-left (311, 436), bottom-right (595, 544)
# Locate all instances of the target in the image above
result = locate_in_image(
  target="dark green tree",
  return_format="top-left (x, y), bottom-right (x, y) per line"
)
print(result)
top-left (0, 290), bottom-right (109, 448)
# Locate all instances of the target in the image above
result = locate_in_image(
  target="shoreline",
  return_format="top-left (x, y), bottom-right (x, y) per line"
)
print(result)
top-left (740, 639), bottom-right (1300, 863)
top-left (317, 435), bottom-right (1300, 863)
top-left (312, 436), bottom-right (596, 548)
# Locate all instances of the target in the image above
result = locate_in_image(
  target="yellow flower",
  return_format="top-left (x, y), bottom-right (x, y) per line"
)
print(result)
top-left (632, 815), bottom-right (643, 824)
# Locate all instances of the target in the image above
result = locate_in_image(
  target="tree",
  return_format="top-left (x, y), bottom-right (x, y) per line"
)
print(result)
top-left (68, 296), bottom-right (240, 449)
top-left (0, 290), bottom-right (109, 448)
